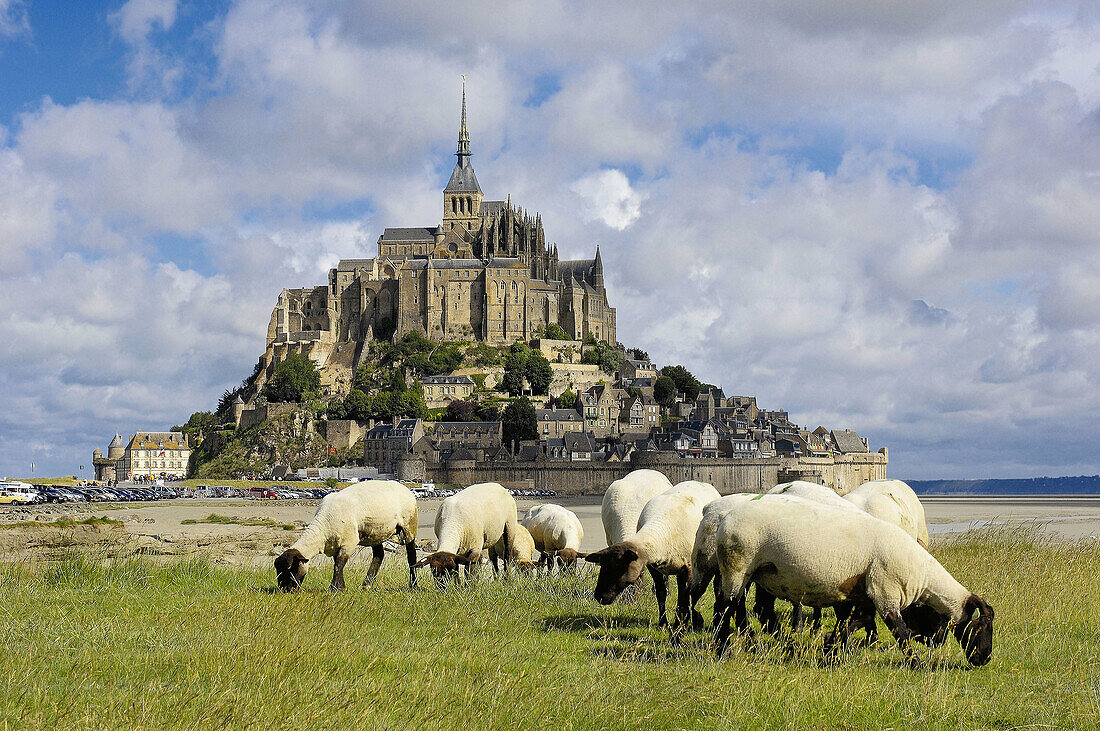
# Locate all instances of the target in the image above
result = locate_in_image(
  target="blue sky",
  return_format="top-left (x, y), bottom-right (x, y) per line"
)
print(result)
top-left (1, 0), bottom-right (1099, 480)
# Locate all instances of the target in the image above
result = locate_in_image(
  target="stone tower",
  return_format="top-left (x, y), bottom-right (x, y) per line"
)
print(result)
top-left (107, 433), bottom-right (125, 460)
top-left (442, 77), bottom-right (483, 233)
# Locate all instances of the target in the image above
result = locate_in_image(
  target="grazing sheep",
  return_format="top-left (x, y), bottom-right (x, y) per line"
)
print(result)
top-left (521, 503), bottom-right (586, 571)
top-left (414, 482), bottom-right (520, 585)
top-left (687, 492), bottom-right (761, 629)
top-left (490, 522), bottom-right (539, 573)
top-left (844, 479), bottom-right (930, 548)
top-left (587, 480), bottom-right (721, 629)
top-left (274, 480), bottom-right (418, 592)
top-left (712, 498), bottom-right (994, 667)
top-left (767, 480), bottom-right (861, 512)
top-left (601, 469), bottom-right (673, 546)
top-left (757, 482), bottom-right (867, 633)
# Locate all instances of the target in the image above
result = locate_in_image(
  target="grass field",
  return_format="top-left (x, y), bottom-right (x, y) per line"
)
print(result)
top-left (1, 529), bottom-right (1098, 729)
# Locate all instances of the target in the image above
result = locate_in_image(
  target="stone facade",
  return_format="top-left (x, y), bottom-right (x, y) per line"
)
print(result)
top-left (414, 449), bottom-right (887, 497)
top-left (257, 82), bottom-right (615, 393)
top-left (114, 431), bottom-right (191, 481)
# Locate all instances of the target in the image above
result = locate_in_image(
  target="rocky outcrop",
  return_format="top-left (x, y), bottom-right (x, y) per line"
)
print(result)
top-left (193, 408), bottom-right (330, 478)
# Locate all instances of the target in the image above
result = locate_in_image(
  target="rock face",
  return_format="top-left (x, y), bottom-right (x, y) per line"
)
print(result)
top-left (193, 408), bottom-right (330, 478)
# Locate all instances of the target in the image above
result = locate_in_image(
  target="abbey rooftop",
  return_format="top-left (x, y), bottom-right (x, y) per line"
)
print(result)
top-left (260, 79), bottom-right (614, 395)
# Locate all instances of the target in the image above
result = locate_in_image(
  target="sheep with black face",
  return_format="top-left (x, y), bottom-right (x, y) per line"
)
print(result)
top-left (712, 498), bottom-right (994, 667)
top-left (274, 480), bottom-right (418, 592)
top-left (521, 503), bottom-right (586, 573)
top-left (587, 480), bottom-right (720, 629)
top-left (414, 482), bottom-right (520, 587)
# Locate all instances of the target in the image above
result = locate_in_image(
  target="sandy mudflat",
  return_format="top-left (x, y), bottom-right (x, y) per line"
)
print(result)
top-left (1, 494), bottom-right (1097, 568)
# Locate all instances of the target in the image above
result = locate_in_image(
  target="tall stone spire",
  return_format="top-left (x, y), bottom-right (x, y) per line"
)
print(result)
top-left (457, 75), bottom-right (470, 158)
top-left (444, 75), bottom-right (482, 196)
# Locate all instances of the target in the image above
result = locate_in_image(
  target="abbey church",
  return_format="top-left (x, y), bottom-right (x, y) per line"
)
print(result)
top-left (263, 82), bottom-right (615, 380)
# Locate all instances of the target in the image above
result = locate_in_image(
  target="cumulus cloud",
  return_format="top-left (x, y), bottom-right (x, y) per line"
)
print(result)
top-left (2, 0), bottom-right (1100, 479)
top-left (571, 169), bottom-right (644, 230)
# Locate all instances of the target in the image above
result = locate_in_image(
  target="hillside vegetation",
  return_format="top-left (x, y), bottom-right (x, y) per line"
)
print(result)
top-left (1, 529), bottom-right (1097, 729)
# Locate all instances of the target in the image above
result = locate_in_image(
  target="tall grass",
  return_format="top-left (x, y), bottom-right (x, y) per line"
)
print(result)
top-left (0, 530), bottom-right (1097, 729)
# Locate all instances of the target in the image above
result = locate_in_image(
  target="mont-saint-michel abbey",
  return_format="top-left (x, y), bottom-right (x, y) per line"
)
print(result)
top-left (262, 84), bottom-right (615, 385)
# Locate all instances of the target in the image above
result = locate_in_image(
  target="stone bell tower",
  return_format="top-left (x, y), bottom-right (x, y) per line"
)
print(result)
top-left (442, 77), bottom-right (483, 234)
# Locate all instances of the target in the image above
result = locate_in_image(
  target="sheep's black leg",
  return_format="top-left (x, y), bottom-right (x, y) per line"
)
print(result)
top-left (791, 602), bottom-right (803, 632)
top-left (649, 566), bottom-right (669, 628)
top-left (501, 525), bottom-right (512, 576)
top-left (363, 544), bottom-right (384, 588)
top-left (754, 588), bottom-right (780, 635)
top-left (734, 591), bottom-right (753, 638)
top-left (825, 603), bottom-right (854, 658)
top-left (488, 548), bottom-right (500, 576)
top-left (882, 610), bottom-right (921, 667)
top-left (404, 537), bottom-right (418, 588)
top-left (330, 549), bottom-right (350, 591)
top-left (672, 570), bottom-right (691, 630)
top-left (715, 596), bottom-right (734, 658)
top-left (811, 607), bottom-right (824, 635)
top-left (711, 573), bottom-right (726, 630)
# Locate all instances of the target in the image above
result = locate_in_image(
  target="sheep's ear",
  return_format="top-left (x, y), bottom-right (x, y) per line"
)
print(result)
top-left (585, 549), bottom-right (608, 564)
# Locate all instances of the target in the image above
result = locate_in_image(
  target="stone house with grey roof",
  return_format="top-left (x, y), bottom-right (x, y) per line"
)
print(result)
top-left (363, 419), bottom-right (424, 474)
top-left (420, 374), bottom-right (475, 408)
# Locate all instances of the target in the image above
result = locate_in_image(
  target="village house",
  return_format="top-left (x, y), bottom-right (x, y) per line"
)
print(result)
top-left (114, 432), bottom-right (191, 481)
top-left (536, 408), bottom-right (583, 439)
top-left (420, 374), bottom-right (475, 408)
top-left (363, 419), bottom-right (424, 474)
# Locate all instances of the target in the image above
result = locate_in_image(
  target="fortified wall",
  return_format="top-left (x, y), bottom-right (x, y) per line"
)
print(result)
top-left (413, 449), bottom-right (887, 496)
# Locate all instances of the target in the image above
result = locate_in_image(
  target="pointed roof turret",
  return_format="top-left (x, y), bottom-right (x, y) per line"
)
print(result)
top-left (458, 76), bottom-right (470, 156)
top-left (445, 76), bottom-right (482, 195)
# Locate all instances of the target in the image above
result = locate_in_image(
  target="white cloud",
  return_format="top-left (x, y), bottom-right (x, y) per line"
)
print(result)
top-left (3, 0), bottom-right (1100, 479)
top-left (571, 169), bottom-right (645, 230)
top-left (0, 0), bottom-right (29, 41)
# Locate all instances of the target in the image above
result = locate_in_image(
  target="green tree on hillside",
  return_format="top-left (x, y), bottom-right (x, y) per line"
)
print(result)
top-left (581, 340), bottom-right (625, 375)
top-left (443, 399), bottom-right (478, 422)
top-left (654, 375), bottom-right (677, 408)
top-left (526, 351), bottom-right (554, 396)
top-left (264, 353), bottom-right (320, 403)
top-left (543, 323), bottom-right (568, 340)
top-left (556, 388), bottom-right (577, 409)
top-left (659, 365), bottom-right (702, 401)
top-left (500, 341), bottom-right (531, 396)
top-left (502, 396), bottom-right (537, 450)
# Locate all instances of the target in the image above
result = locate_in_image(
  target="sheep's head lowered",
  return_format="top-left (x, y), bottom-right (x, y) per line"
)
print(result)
top-left (414, 551), bottom-right (475, 586)
top-left (585, 544), bottom-right (646, 604)
top-left (954, 594), bottom-right (995, 666)
top-left (274, 548), bottom-right (308, 592)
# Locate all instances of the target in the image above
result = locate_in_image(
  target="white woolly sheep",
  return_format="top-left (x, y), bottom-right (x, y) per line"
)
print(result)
top-left (490, 522), bottom-right (538, 573)
top-left (413, 482), bottom-right (520, 584)
top-left (757, 481), bottom-right (868, 632)
top-left (521, 503), bottom-right (586, 570)
top-left (601, 469), bottom-right (673, 546)
top-left (274, 480), bottom-right (418, 592)
top-left (587, 480), bottom-right (721, 629)
top-left (844, 478), bottom-right (930, 548)
top-left (712, 498), bottom-right (994, 667)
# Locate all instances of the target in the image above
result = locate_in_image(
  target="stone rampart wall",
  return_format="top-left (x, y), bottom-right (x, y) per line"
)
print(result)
top-left (422, 450), bottom-right (887, 497)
